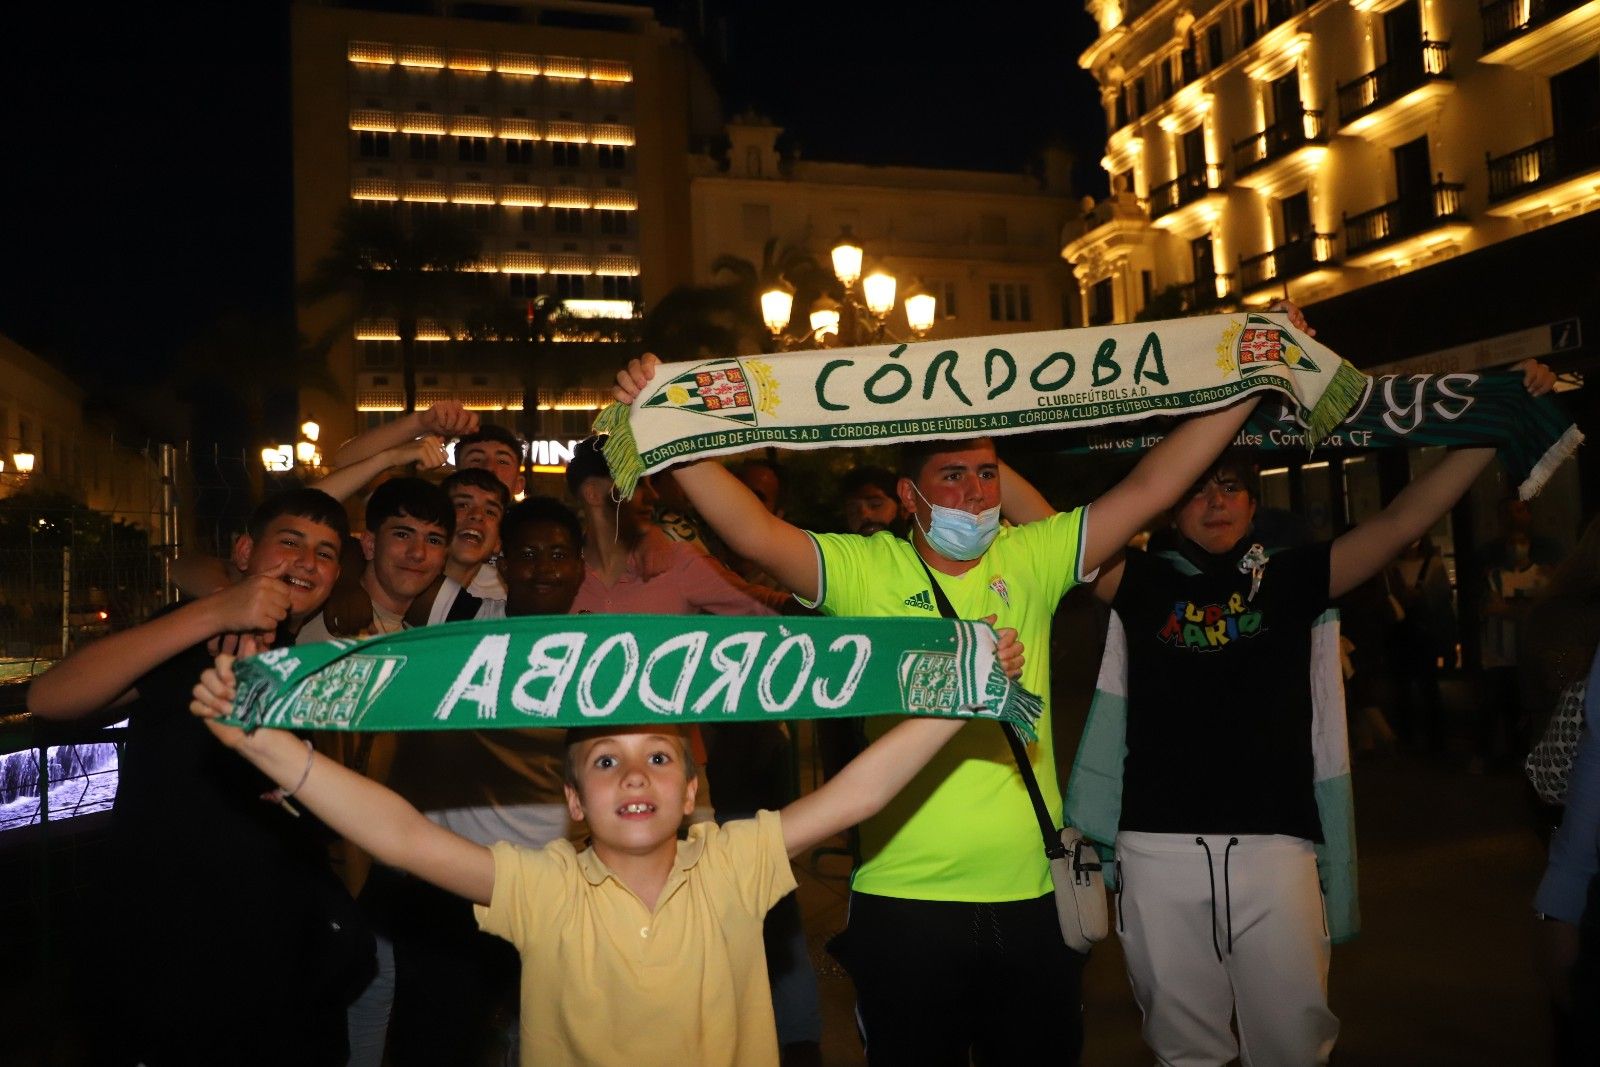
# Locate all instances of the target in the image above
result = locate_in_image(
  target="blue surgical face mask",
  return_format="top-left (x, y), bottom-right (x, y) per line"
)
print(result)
top-left (912, 484), bottom-right (1001, 561)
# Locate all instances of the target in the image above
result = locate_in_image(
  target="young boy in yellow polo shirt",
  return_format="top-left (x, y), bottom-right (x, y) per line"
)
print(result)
top-left (190, 637), bottom-right (1005, 1067)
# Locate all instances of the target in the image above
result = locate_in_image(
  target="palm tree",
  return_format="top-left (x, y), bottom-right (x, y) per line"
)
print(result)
top-left (707, 238), bottom-right (836, 351)
top-left (300, 204), bottom-right (493, 414)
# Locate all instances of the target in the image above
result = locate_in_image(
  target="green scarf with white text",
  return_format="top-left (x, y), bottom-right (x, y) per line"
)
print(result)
top-left (224, 614), bottom-right (1043, 739)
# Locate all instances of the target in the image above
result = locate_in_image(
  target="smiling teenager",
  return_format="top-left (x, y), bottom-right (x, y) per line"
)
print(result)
top-left (27, 489), bottom-right (358, 1066)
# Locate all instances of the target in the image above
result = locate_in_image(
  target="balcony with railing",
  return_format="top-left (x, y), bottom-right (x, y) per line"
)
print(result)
top-left (1343, 178), bottom-right (1470, 267)
top-left (1149, 164), bottom-right (1227, 229)
top-left (1178, 272), bottom-right (1237, 311)
top-left (1486, 125), bottom-right (1600, 218)
top-left (1481, 0), bottom-right (1598, 66)
top-left (1234, 109), bottom-right (1328, 191)
top-left (1337, 42), bottom-right (1454, 136)
top-left (1239, 232), bottom-right (1338, 294)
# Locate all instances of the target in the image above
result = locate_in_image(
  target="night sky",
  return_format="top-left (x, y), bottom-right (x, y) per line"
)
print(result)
top-left (0, 1), bottom-right (1102, 444)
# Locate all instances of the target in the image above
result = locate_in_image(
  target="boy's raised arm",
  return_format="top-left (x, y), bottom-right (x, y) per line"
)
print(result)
top-left (615, 354), bottom-right (819, 601)
top-left (314, 435), bottom-right (446, 503)
top-left (1328, 360), bottom-right (1556, 599)
top-left (779, 714), bottom-right (967, 858)
top-left (328, 400), bottom-right (478, 469)
top-left (27, 575), bottom-right (292, 720)
top-left (191, 647), bottom-right (495, 905)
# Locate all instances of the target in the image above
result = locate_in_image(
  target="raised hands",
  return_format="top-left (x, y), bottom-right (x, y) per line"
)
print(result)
top-left (615, 352), bottom-right (662, 406)
top-left (190, 635), bottom-right (256, 748)
top-left (395, 433), bottom-right (448, 471)
top-left (985, 614), bottom-right (1025, 680)
top-left (1267, 298), bottom-right (1316, 337)
top-left (1518, 359), bottom-right (1558, 397)
top-left (419, 400), bottom-right (478, 438)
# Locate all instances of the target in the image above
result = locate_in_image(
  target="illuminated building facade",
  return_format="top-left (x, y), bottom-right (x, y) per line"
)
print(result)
top-left (292, 1), bottom-right (702, 447)
top-left (1069, 0), bottom-right (1600, 634)
top-left (691, 118), bottom-right (1080, 342)
top-left (1067, 0), bottom-right (1600, 324)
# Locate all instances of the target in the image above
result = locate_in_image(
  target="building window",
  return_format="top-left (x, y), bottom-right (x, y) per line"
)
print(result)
top-left (599, 275), bottom-right (636, 300)
top-left (508, 274), bottom-right (539, 300)
top-left (408, 134), bottom-right (441, 160)
top-left (552, 208), bottom-right (585, 235)
top-left (1205, 22), bottom-right (1225, 69)
top-left (1134, 78), bottom-right (1148, 117)
top-left (554, 274), bottom-right (586, 299)
top-left (457, 137), bottom-right (489, 163)
top-left (504, 140), bottom-right (534, 165)
top-left (362, 342), bottom-right (399, 368)
top-left (598, 210), bottom-right (630, 235)
top-left (988, 282), bottom-right (1032, 322)
top-left (925, 279), bottom-right (959, 318)
top-left (521, 206), bottom-right (539, 232)
top-left (597, 145), bottom-right (628, 169)
top-left (357, 131), bottom-right (391, 158)
top-left (552, 142), bottom-right (582, 167)
top-left (1089, 279), bottom-right (1115, 326)
top-left (1239, 0), bottom-right (1260, 45)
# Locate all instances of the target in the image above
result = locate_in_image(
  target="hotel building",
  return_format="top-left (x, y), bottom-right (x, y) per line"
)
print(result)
top-left (292, 0), bottom-right (706, 450)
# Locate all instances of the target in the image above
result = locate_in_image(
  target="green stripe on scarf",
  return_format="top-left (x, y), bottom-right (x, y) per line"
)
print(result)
top-left (595, 312), bottom-right (1367, 498)
top-left (1063, 371), bottom-right (1582, 500)
top-left (225, 614), bottom-right (1044, 741)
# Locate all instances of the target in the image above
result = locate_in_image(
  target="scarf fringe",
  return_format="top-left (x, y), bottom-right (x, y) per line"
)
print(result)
top-left (1303, 361), bottom-right (1369, 446)
top-left (984, 664), bottom-right (1042, 742)
top-left (1520, 424), bottom-right (1585, 500)
top-left (593, 402), bottom-right (645, 499)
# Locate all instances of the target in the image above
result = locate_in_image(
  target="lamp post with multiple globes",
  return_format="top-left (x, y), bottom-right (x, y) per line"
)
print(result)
top-left (759, 228), bottom-right (938, 349)
top-left (259, 418), bottom-right (325, 478)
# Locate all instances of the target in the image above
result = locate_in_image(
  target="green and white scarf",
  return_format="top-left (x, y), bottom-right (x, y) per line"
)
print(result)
top-left (224, 614), bottom-right (1043, 739)
top-left (595, 312), bottom-right (1368, 497)
top-left (1062, 370), bottom-right (1582, 499)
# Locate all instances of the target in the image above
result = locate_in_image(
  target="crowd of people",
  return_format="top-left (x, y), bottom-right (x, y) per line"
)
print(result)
top-left (23, 307), bottom-right (1600, 1067)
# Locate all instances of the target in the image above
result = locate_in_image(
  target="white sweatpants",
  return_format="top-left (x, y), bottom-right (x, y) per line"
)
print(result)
top-left (1115, 832), bottom-right (1339, 1067)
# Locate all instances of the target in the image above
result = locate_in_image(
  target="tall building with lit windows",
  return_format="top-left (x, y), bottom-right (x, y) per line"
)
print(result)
top-left (1066, 0), bottom-right (1600, 332)
top-left (292, 1), bottom-right (706, 449)
top-left (1068, 0), bottom-right (1600, 632)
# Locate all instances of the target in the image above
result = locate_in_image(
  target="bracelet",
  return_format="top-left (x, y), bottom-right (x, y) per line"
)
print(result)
top-left (283, 739), bottom-right (315, 798)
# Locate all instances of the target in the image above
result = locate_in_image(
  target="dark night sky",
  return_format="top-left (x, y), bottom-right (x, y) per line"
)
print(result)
top-left (0, 1), bottom-right (1102, 442)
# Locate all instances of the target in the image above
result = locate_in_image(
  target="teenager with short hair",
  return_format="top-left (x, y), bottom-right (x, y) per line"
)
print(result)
top-left (28, 489), bottom-right (355, 1066)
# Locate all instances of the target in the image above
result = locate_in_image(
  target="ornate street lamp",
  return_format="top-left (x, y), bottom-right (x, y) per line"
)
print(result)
top-left (830, 228), bottom-right (864, 290)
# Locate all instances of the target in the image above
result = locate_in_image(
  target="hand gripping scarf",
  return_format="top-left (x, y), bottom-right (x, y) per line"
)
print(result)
top-left (223, 614), bottom-right (1044, 740)
top-left (595, 311), bottom-right (1368, 497)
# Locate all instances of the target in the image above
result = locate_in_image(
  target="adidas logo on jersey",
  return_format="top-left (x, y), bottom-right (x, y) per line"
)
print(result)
top-left (903, 590), bottom-right (934, 611)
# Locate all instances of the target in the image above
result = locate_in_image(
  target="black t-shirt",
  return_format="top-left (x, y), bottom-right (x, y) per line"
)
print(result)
top-left (1114, 541), bottom-right (1331, 842)
top-left (106, 628), bottom-right (354, 1063)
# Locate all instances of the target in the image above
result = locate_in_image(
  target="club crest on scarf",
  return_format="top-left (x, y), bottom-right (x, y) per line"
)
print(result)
top-left (255, 650), bottom-right (409, 729)
top-left (643, 357), bottom-right (779, 425)
top-left (899, 650), bottom-right (961, 713)
top-left (1226, 315), bottom-right (1320, 376)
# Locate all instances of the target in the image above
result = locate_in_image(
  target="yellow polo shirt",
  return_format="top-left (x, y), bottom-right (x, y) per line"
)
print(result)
top-left (476, 810), bottom-right (796, 1067)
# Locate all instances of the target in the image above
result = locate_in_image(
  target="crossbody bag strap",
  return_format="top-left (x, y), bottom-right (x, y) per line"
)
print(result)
top-left (914, 555), bottom-right (1066, 861)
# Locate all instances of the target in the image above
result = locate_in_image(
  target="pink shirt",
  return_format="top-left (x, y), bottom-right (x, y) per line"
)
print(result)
top-left (572, 528), bottom-right (779, 617)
